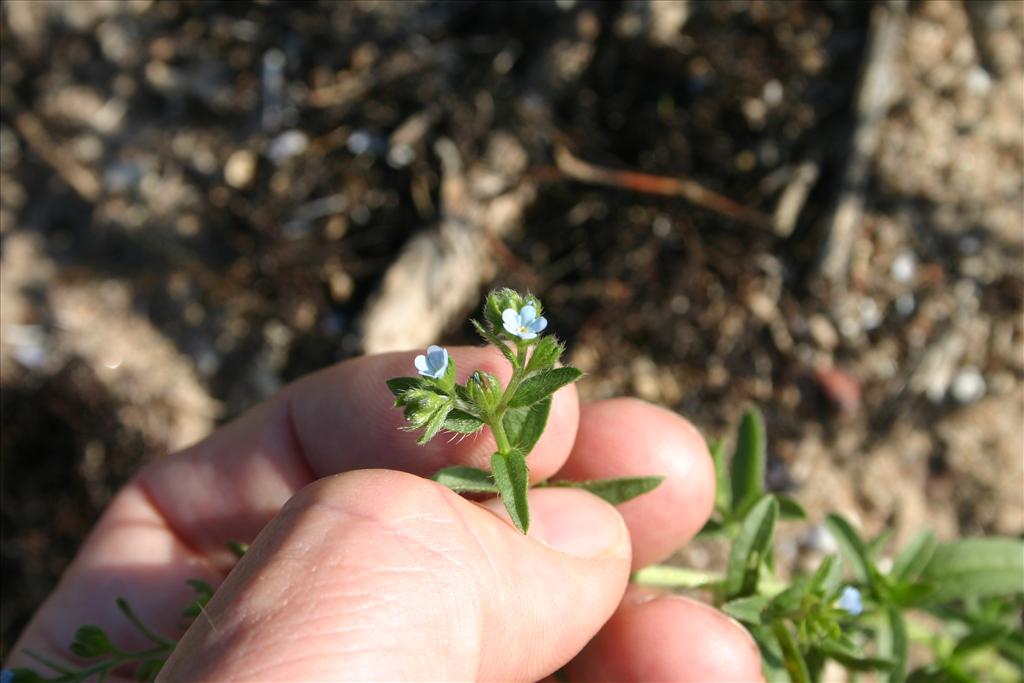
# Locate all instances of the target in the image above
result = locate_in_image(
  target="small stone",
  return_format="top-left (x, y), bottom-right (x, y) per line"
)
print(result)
top-left (808, 314), bottom-right (838, 350)
top-left (267, 130), bottom-right (308, 165)
top-left (891, 251), bottom-right (917, 283)
top-left (895, 293), bottom-right (916, 316)
top-left (225, 150), bottom-right (256, 189)
top-left (951, 367), bottom-right (986, 404)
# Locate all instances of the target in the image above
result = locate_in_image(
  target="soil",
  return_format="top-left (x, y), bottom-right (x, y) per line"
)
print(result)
top-left (1, 0), bottom-right (1021, 659)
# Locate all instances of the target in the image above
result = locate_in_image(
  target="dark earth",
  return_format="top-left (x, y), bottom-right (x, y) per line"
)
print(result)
top-left (1, 0), bottom-right (1021, 659)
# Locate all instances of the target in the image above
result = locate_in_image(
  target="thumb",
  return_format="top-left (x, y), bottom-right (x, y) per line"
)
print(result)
top-left (159, 469), bottom-right (631, 682)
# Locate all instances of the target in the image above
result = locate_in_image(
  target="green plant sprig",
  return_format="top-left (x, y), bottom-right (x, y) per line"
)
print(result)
top-left (633, 407), bottom-right (1024, 683)
top-left (387, 288), bottom-right (665, 533)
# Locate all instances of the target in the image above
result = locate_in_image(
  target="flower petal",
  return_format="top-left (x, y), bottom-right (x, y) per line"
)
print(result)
top-left (414, 355), bottom-right (429, 374)
top-left (427, 345), bottom-right (447, 369)
top-left (528, 316), bottom-right (547, 333)
top-left (502, 308), bottom-right (520, 328)
top-left (519, 330), bottom-right (537, 340)
top-left (519, 305), bottom-right (537, 325)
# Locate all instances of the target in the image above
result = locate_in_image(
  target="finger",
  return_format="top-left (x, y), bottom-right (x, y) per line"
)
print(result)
top-left (567, 586), bottom-right (764, 682)
top-left (140, 346), bottom-right (580, 563)
top-left (554, 399), bottom-right (715, 569)
top-left (160, 470), bottom-right (631, 682)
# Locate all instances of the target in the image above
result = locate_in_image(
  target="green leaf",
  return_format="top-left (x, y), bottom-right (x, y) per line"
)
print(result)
top-left (772, 621), bottom-right (811, 683)
top-left (492, 450), bottom-right (530, 533)
top-left (709, 437), bottom-right (732, 518)
top-left (919, 538), bottom-right (1024, 603)
top-left (877, 607), bottom-right (908, 683)
top-left (136, 658), bottom-right (164, 682)
top-left (386, 377), bottom-right (421, 397)
top-left (443, 409), bottom-right (485, 434)
top-left (952, 622), bottom-right (1011, 659)
top-left (418, 401), bottom-right (453, 444)
top-left (397, 389), bottom-right (450, 429)
top-left (471, 318), bottom-right (517, 366)
top-left (8, 669), bottom-right (46, 683)
top-left (69, 625), bottom-right (113, 658)
top-left (509, 367), bottom-right (582, 407)
top-left (182, 579), bottom-right (215, 618)
top-left (749, 625), bottom-right (789, 683)
top-left (725, 495), bottom-right (779, 598)
top-left (825, 513), bottom-right (877, 589)
top-left (432, 466), bottom-right (498, 493)
top-left (730, 408), bottom-right (766, 515)
top-left (503, 397), bottom-right (551, 454)
top-left (767, 579), bottom-right (811, 618)
top-left (891, 531), bottom-right (935, 584)
top-left (541, 476), bottom-right (664, 505)
top-left (819, 637), bottom-right (895, 671)
top-left (722, 595), bottom-right (768, 625)
top-left (525, 336), bottom-right (564, 375)
top-left (810, 555), bottom-right (844, 600)
top-left (777, 495), bottom-right (807, 520)
top-left (695, 518), bottom-right (728, 539)
top-left (226, 540), bottom-right (249, 559)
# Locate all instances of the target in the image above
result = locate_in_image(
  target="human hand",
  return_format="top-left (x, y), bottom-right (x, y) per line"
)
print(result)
top-left (6, 347), bottom-right (763, 682)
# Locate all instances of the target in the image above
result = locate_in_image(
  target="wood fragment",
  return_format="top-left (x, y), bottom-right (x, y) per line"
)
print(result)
top-left (818, 0), bottom-right (906, 286)
top-left (553, 146), bottom-right (772, 229)
top-left (14, 112), bottom-right (100, 201)
top-left (773, 160), bottom-right (820, 237)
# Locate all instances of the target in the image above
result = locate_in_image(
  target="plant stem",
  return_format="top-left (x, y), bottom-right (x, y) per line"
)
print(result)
top-left (491, 417), bottom-right (512, 454)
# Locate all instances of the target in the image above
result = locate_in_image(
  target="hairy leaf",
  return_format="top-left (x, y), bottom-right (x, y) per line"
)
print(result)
top-left (432, 466), bottom-right (498, 493)
top-left (826, 513), bottom-right (878, 589)
top-left (892, 530), bottom-right (936, 584)
top-left (725, 495), bottom-right (779, 598)
top-left (730, 408), bottom-right (766, 515)
top-left (509, 367), bottom-right (582, 407)
top-left (492, 450), bottom-right (530, 533)
top-left (443, 409), bottom-right (485, 434)
top-left (541, 476), bottom-right (664, 505)
top-left (919, 538), bottom-right (1024, 603)
top-left (709, 437), bottom-right (732, 518)
top-left (525, 337), bottom-right (564, 375)
top-left (503, 398), bottom-right (551, 454)
top-left (722, 595), bottom-right (768, 625)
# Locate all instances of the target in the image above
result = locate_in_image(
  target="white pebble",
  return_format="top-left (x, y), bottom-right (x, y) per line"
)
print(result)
top-left (268, 130), bottom-right (308, 165)
top-left (951, 367), bottom-right (986, 404)
top-left (225, 150), bottom-right (256, 188)
top-left (891, 251), bottom-right (916, 283)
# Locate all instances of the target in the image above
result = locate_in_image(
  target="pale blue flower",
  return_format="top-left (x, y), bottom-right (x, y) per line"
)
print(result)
top-left (837, 586), bottom-right (863, 616)
top-left (414, 345), bottom-right (449, 379)
top-left (502, 305), bottom-right (547, 340)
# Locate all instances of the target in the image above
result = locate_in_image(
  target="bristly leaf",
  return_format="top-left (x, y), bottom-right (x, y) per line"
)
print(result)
top-left (492, 450), bottom-right (530, 533)
top-left (525, 336), bottom-right (564, 375)
top-left (418, 402), bottom-right (453, 444)
top-left (503, 398), bottom-right (551, 454)
top-left (772, 621), bottom-right (811, 683)
top-left (484, 288), bottom-right (525, 330)
top-left (708, 437), bottom-right (732, 518)
top-left (443, 409), bottom-right (485, 434)
top-left (471, 318), bottom-right (517, 365)
top-left (725, 495), bottom-right (779, 599)
top-left (730, 408), bottom-right (767, 516)
top-left (226, 540), bottom-right (248, 559)
top-left (432, 466), bottom-right (498, 493)
top-left (542, 476), bottom-right (664, 505)
top-left (777, 495), bottom-right (807, 520)
top-left (386, 377), bottom-right (421, 397)
top-left (508, 367), bottom-right (582, 407)
top-left (818, 636), bottom-right (895, 671)
top-left (722, 595), bottom-right (769, 625)
top-left (182, 579), bottom-right (215, 618)
top-left (877, 607), bottom-right (908, 683)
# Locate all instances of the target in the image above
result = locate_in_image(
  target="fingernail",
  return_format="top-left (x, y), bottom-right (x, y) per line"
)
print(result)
top-left (485, 488), bottom-right (629, 559)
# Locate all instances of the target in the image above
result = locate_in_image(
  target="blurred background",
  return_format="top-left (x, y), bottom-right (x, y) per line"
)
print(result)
top-left (0, 0), bottom-right (1021, 658)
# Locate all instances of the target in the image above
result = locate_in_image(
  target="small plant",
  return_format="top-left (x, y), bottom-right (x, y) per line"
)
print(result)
top-left (633, 407), bottom-right (1024, 683)
top-left (387, 288), bottom-right (664, 532)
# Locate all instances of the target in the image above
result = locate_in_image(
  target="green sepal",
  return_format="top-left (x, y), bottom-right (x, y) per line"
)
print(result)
top-left (508, 367), bottom-right (582, 407)
top-left (541, 476), bottom-right (664, 505)
top-left (484, 288), bottom-right (526, 331)
top-left (418, 401), bottom-right (453, 445)
top-left (525, 336), bottom-right (564, 375)
top-left (492, 450), bottom-right (530, 533)
top-left (471, 318), bottom-right (517, 365)
top-left (432, 466), bottom-right (498, 493)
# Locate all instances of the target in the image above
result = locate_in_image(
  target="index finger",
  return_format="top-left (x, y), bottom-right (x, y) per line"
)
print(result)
top-left (139, 346), bottom-right (581, 566)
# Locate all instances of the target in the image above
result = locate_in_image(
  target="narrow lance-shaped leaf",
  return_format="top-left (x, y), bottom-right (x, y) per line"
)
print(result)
top-left (722, 595), bottom-right (768, 625)
top-left (730, 408), bottom-right (766, 515)
top-left (708, 438), bottom-right (732, 518)
top-left (725, 495), bottom-right (779, 598)
top-left (418, 402), bottom-right (453, 445)
top-left (509, 367), bottom-right (582, 407)
top-left (825, 513), bottom-right (877, 589)
top-left (541, 476), bottom-right (664, 505)
top-left (891, 530), bottom-right (935, 584)
top-left (444, 409), bottom-right (485, 434)
top-left (877, 607), bottom-right (908, 683)
top-left (525, 336), bottom-right (564, 375)
top-left (772, 621), bottom-right (811, 683)
top-left (919, 538), bottom-right (1024, 603)
top-left (432, 466), bottom-right (498, 494)
top-left (492, 450), bottom-right (530, 534)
